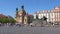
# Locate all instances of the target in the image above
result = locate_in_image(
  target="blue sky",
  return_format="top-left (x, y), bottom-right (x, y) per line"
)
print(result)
top-left (0, 0), bottom-right (60, 18)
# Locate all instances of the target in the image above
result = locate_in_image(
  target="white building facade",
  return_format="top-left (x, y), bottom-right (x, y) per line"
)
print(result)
top-left (34, 7), bottom-right (60, 23)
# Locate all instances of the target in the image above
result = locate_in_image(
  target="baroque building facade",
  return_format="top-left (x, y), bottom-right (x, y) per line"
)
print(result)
top-left (14, 5), bottom-right (33, 25)
top-left (34, 6), bottom-right (60, 24)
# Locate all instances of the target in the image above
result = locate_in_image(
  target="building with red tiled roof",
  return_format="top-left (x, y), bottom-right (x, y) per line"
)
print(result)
top-left (0, 14), bottom-right (8, 18)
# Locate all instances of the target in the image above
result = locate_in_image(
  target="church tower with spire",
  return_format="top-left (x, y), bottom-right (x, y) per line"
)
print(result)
top-left (18, 5), bottom-right (26, 24)
top-left (14, 5), bottom-right (32, 25)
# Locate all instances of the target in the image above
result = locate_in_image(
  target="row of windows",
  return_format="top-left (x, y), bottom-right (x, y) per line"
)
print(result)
top-left (38, 13), bottom-right (55, 19)
top-left (34, 13), bottom-right (60, 22)
top-left (35, 13), bottom-right (60, 19)
top-left (47, 18), bottom-right (60, 22)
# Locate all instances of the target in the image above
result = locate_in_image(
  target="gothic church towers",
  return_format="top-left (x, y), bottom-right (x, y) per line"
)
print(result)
top-left (14, 5), bottom-right (28, 25)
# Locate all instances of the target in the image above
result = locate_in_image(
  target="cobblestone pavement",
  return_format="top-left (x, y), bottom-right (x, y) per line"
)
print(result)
top-left (0, 25), bottom-right (60, 34)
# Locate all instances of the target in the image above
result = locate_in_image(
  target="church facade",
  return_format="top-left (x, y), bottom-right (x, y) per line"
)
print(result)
top-left (14, 5), bottom-right (33, 25)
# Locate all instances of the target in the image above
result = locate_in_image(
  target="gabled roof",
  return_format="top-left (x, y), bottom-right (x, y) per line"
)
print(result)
top-left (54, 6), bottom-right (60, 10)
top-left (0, 14), bottom-right (8, 18)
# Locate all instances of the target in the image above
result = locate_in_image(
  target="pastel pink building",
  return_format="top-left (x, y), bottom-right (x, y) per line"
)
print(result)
top-left (34, 6), bottom-right (60, 23)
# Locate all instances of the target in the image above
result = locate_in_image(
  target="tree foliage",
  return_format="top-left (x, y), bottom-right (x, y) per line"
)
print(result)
top-left (0, 17), bottom-right (16, 24)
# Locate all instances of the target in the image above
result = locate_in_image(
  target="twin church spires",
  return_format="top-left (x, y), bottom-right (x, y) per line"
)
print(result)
top-left (16, 5), bottom-right (26, 14)
top-left (15, 5), bottom-right (29, 25)
top-left (16, 5), bottom-right (24, 11)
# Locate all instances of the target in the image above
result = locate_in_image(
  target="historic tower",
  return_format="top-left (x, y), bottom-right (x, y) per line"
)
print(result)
top-left (14, 5), bottom-right (29, 25)
top-left (18, 5), bottom-right (26, 24)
